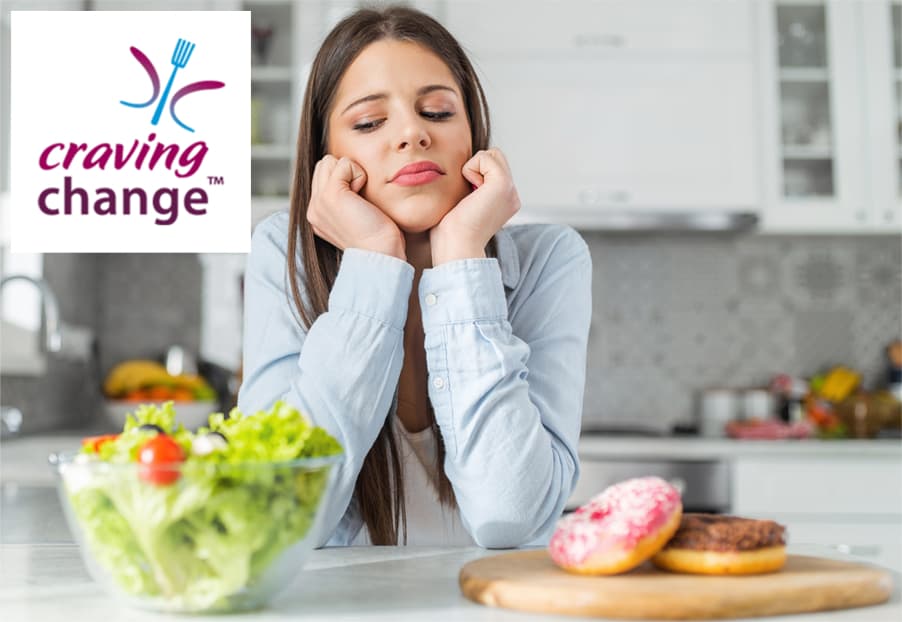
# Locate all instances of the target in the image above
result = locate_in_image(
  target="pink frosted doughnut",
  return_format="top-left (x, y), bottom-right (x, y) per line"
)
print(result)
top-left (549, 476), bottom-right (683, 575)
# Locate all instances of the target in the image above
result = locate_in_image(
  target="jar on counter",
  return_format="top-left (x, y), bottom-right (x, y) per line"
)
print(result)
top-left (699, 389), bottom-right (738, 437)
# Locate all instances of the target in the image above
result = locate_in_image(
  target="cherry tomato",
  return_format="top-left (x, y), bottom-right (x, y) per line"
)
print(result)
top-left (137, 435), bottom-right (186, 485)
top-left (81, 434), bottom-right (119, 453)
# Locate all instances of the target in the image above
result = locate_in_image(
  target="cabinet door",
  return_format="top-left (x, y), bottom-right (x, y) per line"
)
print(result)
top-left (91, 0), bottom-right (212, 8)
top-left (860, 0), bottom-right (902, 230)
top-left (758, 0), bottom-right (870, 232)
top-left (447, 0), bottom-right (758, 221)
top-left (895, 1), bottom-right (902, 212)
top-left (732, 456), bottom-right (902, 516)
top-left (445, 0), bottom-right (752, 57)
top-left (893, 2), bottom-right (902, 212)
top-left (480, 56), bottom-right (757, 214)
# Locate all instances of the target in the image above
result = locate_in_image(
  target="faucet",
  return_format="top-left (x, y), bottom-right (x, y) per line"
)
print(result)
top-left (0, 274), bottom-right (97, 436)
top-left (0, 274), bottom-right (63, 353)
top-left (0, 406), bottom-right (23, 434)
top-left (0, 275), bottom-right (65, 437)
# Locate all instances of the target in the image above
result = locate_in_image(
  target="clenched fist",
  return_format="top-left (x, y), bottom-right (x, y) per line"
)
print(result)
top-left (307, 155), bottom-right (406, 260)
top-left (430, 148), bottom-right (520, 265)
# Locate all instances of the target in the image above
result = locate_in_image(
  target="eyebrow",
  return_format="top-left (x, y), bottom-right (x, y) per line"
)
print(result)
top-left (340, 84), bottom-right (457, 115)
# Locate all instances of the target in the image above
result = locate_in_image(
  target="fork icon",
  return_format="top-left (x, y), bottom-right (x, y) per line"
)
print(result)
top-left (151, 38), bottom-right (195, 126)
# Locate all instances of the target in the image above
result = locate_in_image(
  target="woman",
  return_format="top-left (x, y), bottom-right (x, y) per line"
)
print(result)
top-left (238, 5), bottom-right (592, 548)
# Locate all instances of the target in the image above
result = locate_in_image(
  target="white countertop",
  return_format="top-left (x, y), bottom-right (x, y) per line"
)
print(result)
top-left (578, 435), bottom-right (902, 460)
top-left (3, 434), bottom-right (900, 487)
top-left (0, 543), bottom-right (897, 622)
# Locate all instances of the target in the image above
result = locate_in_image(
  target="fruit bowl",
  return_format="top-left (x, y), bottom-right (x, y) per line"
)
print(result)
top-left (102, 359), bottom-right (219, 429)
top-left (104, 400), bottom-right (218, 430)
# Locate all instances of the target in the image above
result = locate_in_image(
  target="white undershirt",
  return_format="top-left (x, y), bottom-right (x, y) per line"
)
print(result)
top-left (349, 418), bottom-right (475, 546)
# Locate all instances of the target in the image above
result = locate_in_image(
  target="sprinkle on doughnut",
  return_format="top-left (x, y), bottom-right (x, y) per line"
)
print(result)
top-left (549, 476), bottom-right (682, 571)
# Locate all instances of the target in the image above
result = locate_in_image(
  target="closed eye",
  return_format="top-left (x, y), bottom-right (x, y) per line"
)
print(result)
top-left (353, 111), bottom-right (454, 132)
top-left (352, 119), bottom-right (383, 132)
top-left (422, 111), bottom-right (453, 121)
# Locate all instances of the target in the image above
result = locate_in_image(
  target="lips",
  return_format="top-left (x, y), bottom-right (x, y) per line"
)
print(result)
top-left (391, 160), bottom-right (444, 184)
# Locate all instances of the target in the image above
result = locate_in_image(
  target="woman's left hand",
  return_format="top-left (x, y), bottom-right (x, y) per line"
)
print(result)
top-left (430, 148), bottom-right (520, 265)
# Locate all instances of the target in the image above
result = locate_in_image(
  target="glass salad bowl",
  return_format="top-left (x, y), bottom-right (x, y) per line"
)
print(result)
top-left (49, 401), bottom-right (343, 613)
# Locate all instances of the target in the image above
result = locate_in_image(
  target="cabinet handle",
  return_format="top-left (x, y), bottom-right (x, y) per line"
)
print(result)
top-left (667, 477), bottom-right (687, 496)
top-left (578, 190), bottom-right (631, 204)
top-left (573, 33), bottom-right (626, 48)
top-left (830, 544), bottom-right (881, 557)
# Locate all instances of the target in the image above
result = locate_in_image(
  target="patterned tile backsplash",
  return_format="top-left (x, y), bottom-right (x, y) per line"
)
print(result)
top-left (1, 233), bottom-right (900, 434)
top-left (581, 233), bottom-right (901, 431)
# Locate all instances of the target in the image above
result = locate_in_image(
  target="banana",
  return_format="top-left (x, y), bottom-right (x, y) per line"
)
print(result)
top-left (819, 366), bottom-right (861, 402)
top-left (104, 361), bottom-right (217, 399)
top-left (103, 360), bottom-right (172, 397)
top-left (171, 373), bottom-right (208, 391)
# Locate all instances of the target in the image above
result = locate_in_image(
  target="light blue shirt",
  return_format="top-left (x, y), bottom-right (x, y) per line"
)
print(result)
top-left (238, 210), bottom-right (592, 548)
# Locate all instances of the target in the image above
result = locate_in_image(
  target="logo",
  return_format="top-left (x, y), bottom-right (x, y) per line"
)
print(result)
top-left (120, 38), bottom-right (225, 133)
top-left (11, 11), bottom-right (250, 253)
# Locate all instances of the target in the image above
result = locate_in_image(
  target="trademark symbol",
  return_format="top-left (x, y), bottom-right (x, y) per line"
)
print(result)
top-left (207, 176), bottom-right (225, 185)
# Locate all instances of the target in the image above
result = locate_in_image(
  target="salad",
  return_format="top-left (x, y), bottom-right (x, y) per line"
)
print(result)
top-left (57, 400), bottom-right (342, 612)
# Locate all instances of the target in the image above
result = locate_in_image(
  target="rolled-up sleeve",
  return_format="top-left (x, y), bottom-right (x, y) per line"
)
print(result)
top-left (238, 214), bottom-right (414, 547)
top-left (418, 227), bottom-right (592, 548)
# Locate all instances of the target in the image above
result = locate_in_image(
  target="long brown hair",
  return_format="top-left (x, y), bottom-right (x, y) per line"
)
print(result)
top-left (286, 5), bottom-right (498, 544)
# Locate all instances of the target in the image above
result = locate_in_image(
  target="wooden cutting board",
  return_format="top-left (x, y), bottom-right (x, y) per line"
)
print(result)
top-left (459, 551), bottom-right (893, 620)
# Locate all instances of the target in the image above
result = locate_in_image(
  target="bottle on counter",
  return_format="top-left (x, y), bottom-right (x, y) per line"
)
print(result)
top-left (770, 373), bottom-right (809, 423)
top-left (887, 339), bottom-right (902, 403)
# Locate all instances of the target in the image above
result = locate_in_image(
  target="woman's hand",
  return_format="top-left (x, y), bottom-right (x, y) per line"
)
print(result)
top-left (307, 155), bottom-right (406, 260)
top-left (430, 148), bottom-right (520, 265)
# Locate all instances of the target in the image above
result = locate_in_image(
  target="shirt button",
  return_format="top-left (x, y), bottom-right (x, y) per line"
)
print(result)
top-left (432, 377), bottom-right (445, 390)
top-left (425, 293), bottom-right (437, 306)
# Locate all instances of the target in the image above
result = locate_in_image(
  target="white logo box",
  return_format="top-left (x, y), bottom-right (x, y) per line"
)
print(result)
top-left (11, 11), bottom-right (251, 253)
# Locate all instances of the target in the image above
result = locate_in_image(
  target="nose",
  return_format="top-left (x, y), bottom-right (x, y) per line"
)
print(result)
top-left (396, 115), bottom-right (431, 151)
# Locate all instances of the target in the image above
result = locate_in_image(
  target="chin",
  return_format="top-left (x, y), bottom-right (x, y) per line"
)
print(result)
top-left (393, 210), bottom-right (446, 234)
top-left (376, 194), bottom-right (455, 234)
top-left (395, 221), bottom-right (437, 234)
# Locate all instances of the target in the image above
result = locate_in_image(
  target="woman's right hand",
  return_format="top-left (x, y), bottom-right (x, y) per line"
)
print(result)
top-left (307, 155), bottom-right (406, 260)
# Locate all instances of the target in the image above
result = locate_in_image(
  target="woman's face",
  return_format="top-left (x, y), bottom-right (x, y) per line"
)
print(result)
top-left (326, 39), bottom-right (473, 234)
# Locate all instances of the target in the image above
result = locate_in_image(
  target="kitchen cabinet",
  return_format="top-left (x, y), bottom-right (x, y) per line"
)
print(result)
top-left (443, 0), bottom-right (760, 223)
top-left (862, 1), bottom-right (902, 225)
top-left (732, 456), bottom-right (902, 572)
top-left (758, 0), bottom-right (902, 233)
top-left (444, 0), bottom-right (752, 57)
top-left (90, 0), bottom-right (211, 7)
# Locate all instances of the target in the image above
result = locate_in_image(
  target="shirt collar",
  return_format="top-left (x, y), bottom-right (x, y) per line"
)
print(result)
top-left (493, 227), bottom-right (520, 290)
